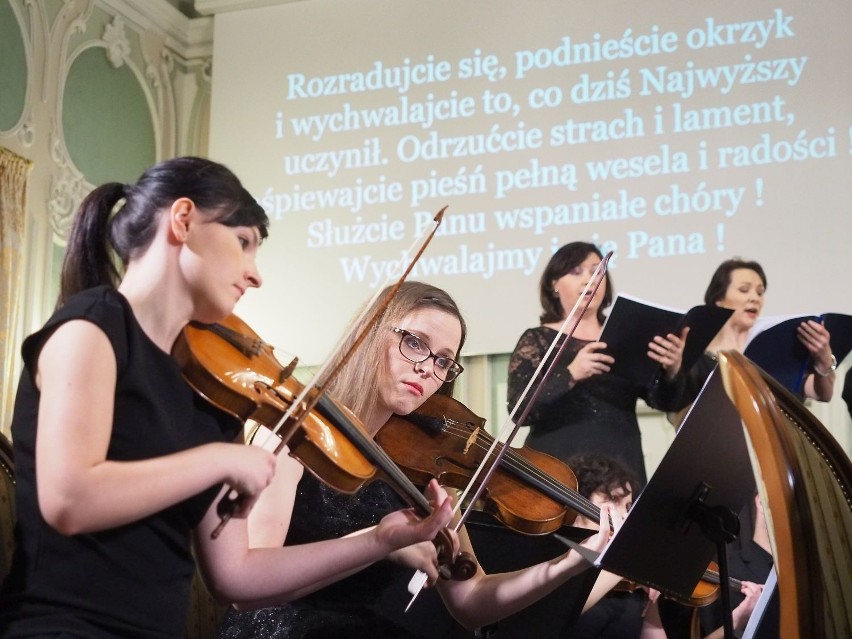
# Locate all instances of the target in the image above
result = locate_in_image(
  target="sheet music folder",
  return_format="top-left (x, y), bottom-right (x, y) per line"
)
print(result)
top-left (599, 294), bottom-right (732, 387)
top-left (744, 312), bottom-right (852, 393)
top-left (593, 368), bottom-right (755, 601)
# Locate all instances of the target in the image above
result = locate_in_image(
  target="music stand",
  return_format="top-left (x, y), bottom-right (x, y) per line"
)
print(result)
top-left (742, 565), bottom-right (779, 638)
top-left (594, 368), bottom-right (756, 639)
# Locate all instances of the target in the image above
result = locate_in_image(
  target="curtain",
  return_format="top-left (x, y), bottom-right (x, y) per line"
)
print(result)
top-left (0, 147), bottom-right (32, 437)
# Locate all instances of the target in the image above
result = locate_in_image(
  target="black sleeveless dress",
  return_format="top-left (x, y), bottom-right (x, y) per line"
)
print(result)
top-left (217, 472), bottom-right (465, 638)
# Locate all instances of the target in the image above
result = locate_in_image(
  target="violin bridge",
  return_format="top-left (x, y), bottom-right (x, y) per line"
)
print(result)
top-left (462, 426), bottom-right (479, 455)
top-left (278, 356), bottom-right (299, 384)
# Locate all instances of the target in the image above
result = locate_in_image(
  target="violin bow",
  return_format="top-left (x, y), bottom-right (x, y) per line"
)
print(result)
top-left (405, 252), bottom-right (613, 607)
top-left (211, 207), bottom-right (446, 539)
top-left (265, 205), bottom-right (446, 446)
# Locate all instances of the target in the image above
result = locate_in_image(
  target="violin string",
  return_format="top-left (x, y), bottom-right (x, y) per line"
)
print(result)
top-left (269, 386), bottom-right (435, 517)
top-left (437, 422), bottom-right (742, 595)
top-left (438, 421), bottom-right (602, 521)
top-left (407, 248), bottom-right (609, 606)
top-left (450, 254), bottom-right (612, 525)
top-left (433, 423), bottom-right (739, 595)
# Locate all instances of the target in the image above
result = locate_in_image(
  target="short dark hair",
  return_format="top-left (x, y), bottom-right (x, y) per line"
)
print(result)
top-left (539, 242), bottom-right (613, 325)
top-left (703, 258), bottom-right (767, 306)
top-left (567, 453), bottom-right (638, 501)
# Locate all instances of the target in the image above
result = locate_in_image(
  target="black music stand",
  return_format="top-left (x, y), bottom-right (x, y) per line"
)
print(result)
top-left (594, 368), bottom-right (756, 639)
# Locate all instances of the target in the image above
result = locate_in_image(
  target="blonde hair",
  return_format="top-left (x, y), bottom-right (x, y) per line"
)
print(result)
top-left (326, 282), bottom-right (466, 423)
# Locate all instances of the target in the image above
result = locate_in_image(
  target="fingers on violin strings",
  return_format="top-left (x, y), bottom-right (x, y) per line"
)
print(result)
top-left (607, 502), bottom-right (625, 532)
top-left (598, 503), bottom-right (613, 535)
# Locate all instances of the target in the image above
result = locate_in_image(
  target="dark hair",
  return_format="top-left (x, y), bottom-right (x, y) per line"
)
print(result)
top-left (703, 258), bottom-right (767, 306)
top-left (539, 242), bottom-right (612, 325)
top-left (59, 156), bottom-right (268, 306)
top-left (567, 454), bottom-right (638, 501)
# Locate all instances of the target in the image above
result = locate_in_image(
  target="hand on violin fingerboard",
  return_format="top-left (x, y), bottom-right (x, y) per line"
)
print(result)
top-left (372, 479), bottom-right (456, 556)
top-left (580, 503), bottom-right (622, 555)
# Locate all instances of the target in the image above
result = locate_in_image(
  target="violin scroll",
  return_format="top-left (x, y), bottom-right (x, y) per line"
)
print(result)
top-left (446, 552), bottom-right (477, 581)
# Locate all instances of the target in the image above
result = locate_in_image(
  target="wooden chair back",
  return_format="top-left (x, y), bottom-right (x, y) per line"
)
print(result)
top-left (0, 430), bottom-right (15, 585)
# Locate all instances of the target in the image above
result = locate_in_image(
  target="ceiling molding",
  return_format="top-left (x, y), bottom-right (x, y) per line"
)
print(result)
top-left (97, 0), bottom-right (213, 58)
top-left (194, 0), bottom-right (301, 17)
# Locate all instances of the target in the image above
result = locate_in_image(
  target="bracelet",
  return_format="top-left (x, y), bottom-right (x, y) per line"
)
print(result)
top-left (813, 353), bottom-right (837, 377)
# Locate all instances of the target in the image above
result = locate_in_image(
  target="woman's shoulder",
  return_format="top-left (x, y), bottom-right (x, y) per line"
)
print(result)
top-left (50, 286), bottom-right (128, 326)
top-left (512, 325), bottom-right (554, 350)
top-left (521, 325), bottom-right (558, 339)
top-left (22, 286), bottom-right (131, 370)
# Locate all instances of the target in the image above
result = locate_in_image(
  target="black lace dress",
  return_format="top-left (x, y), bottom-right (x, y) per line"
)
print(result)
top-left (216, 472), bottom-right (464, 639)
top-left (507, 327), bottom-right (683, 487)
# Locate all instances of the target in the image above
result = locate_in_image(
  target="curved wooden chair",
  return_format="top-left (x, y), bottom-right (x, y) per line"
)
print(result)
top-left (717, 350), bottom-right (852, 638)
top-left (184, 567), bottom-right (228, 639)
top-left (0, 430), bottom-right (15, 585)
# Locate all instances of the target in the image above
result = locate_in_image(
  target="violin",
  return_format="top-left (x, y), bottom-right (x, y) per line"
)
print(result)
top-left (378, 393), bottom-right (591, 535)
top-left (172, 313), bottom-right (476, 579)
top-left (611, 560), bottom-right (741, 607)
top-left (376, 393), bottom-right (740, 606)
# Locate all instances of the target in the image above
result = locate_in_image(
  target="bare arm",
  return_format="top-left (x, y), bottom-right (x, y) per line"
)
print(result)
top-left (196, 464), bottom-right (455, 606)
top-left (702, 581), bottom-right (764, 639)
top-left (435, 505), bottom-right (616, 630)
top-left (35, 320), bottom-right (276, 535)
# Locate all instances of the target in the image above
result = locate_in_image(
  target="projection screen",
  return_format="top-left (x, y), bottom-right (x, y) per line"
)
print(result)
top-left (209, 0), bottom-right (852, 364)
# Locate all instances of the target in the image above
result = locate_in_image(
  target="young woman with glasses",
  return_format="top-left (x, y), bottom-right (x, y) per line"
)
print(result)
top-left (217, 281), bottom-right (618, 639)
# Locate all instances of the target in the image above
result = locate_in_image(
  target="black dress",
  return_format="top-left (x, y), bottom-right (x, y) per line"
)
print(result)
top-left (217, 473), bottom-right (465, 639)
top-left (0, 286), bottom-right (240, 638)
top-left (674, 352), bottom-right (717, 410)
top-left (507, 327), bottom-right (682, 487)
top-left (569, 590), bottom-right (647, 638)
top-left (217, 466), bottom-right (601, 639)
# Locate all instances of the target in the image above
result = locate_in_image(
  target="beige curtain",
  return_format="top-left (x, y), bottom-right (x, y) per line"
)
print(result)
top-left (0, 147), bottom-right (32, 437)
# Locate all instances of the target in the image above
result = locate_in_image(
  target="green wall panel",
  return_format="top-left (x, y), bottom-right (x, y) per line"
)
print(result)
top-left (62, 47), bottom-right (156, 185)
top-left (0, 1), bottom-right (28, 131)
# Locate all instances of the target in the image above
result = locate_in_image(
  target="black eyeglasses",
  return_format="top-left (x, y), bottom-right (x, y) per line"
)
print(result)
top-left (392, 328), bottom-right (464, 383)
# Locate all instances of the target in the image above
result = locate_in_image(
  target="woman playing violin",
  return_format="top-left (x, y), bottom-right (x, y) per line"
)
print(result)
top-left (568, 454), bottom-right (650, 638)
top-left (217, 281), bottom-right (618, 638)
top-left (568, 454), bottom-right (765, 639)
top-left (0, 157), bottom-right (453, 638)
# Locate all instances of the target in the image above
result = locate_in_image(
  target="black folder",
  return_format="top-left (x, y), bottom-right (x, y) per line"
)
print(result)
top-left (744, 312), bottom-right (852, 393)
top-left (599, 294), bottom-right (732, 387)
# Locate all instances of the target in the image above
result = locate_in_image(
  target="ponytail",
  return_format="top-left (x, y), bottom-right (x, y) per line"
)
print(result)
top-left (56, 156), bottom-right (268, 308)
top-left (58, 183), bottom-right (126, 307)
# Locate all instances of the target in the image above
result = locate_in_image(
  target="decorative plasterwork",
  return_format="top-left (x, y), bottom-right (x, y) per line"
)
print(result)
top-left (103, 15), bottom-right (130, 68)
top-left (98, 0), bottom-right (213, 57)
top-left (4, 0), bottom-right (37, 146)
top-left (47, 120), bottom-right (89, 239)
